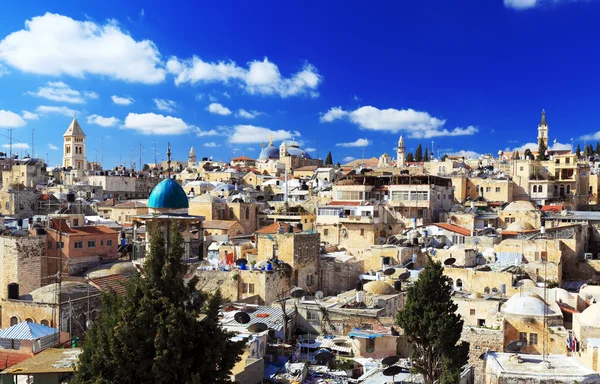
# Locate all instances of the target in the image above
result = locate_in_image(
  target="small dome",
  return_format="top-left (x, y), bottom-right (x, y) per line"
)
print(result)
top-left (148, 179), bottom-right (189, 209)
top-left (503, 201), bottom-right (537, 212)
top-left (506, 221), bottom-right (535, 232)
top-left (286, 146), bottom-right (312, 159)
top-left (580, 303), bottom-right (600, 325)
top-left (259, 144), bottom-right (280, 160)
top-left (110, 262), bottom-right (136, 276)
top-left (503, 291), bottom-right (554, 317)
top-left (363, 281), bottom-right (396, 295)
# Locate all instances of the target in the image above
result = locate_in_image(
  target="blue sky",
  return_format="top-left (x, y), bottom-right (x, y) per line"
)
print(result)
top-left (1, 0), bottom-right (600, 167)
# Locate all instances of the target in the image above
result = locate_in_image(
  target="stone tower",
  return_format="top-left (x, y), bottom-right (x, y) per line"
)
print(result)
top-left (188, 146), bottom-right (196, 167)
top-left (63, 116), bottom-right (87, 170)
top-left (279, 141), bottom-right (288, 159)
top-left (538, 109), bottom-right (549, 147)
top-left (396, 135), bottom-right (406, 167)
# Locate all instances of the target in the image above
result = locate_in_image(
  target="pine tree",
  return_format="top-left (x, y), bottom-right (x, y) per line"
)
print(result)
top-left (415, 144), bottom-right (423, 162)
top-left (406, 152), bottom-right (414, 163)
top-left (325, 151), bottom-right (333, 165)
top-left (397, 258), bottom-right (469, 384)
top-left (424, 148), bottom-right (430, 162)
top-left (74, 223), bottom-right (244, 384)
top-left (537, 139), bottom-right (548, 161)
top-left (576, 144), bottom-right (581, 158)
top-left (596, 143), bottom-right (600, 155)
top-left (588, 144), bottom-right (595, 157)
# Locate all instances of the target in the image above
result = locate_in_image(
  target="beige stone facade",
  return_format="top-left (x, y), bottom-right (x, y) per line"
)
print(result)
top-left (0, 235), bottom-right (46, 301)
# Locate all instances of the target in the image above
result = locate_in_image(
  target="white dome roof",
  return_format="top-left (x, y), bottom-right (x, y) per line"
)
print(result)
top-left (506, 221), bottom-right (535, 232)
top-left (503, 291), bottom-right (554, 317)
top-left (580, 303), bottom-right (600, 325)
top-left (503, 200), bottom-right (537, 212)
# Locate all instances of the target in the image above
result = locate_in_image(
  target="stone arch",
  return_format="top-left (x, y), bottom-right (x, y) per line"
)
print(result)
top-left (40, 319), bottom-right (50, 327)
top-left (10, 316), bottom-right (19, 326)
top-left (456, 278), bottom-right (463, 290)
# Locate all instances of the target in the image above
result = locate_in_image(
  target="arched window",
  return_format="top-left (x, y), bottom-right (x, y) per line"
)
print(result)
top-left (25, 318), bottom-right (33, 323)
top-left (456, 279), bottom-right (463, 290)
top-left (40, 320), bottom-right (50, 327)
top-left (533, 185), bottom-right (538, 193)
top-left (538, 185), bottom-right (543, 193)
top-left (484, 287), bottom-right (490, 294)
top-left (492, 287), bottom-right (499, 294)
top-left (79, 313), bottom-right (87, 330)
top-left (245, 207), bottom-right (250, 220)
top-left (447, 278), bottom-right (454, 288)
top-left (10, 316), bottom-right (19, 326)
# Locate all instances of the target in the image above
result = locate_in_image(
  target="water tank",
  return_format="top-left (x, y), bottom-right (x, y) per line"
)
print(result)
top-left (356, 290), bottom-right (366, 303)
top-left (355, 280), bottom-right (363, 291)
top-left (394, 280), bottom-right (402, 292)
top-left (376, 272), bottom-right (382, 281)
top-left (66, 193), bottom-right (76, 203)
top-left (7, 283), bottom-right (19, 300)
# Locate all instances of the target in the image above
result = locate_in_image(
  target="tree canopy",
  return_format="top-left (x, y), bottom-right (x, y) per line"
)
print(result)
top-left (415, 144), bottom-right (423, 162)
top-left (537, 139), bottom-right (548, 161)
top-left (576, 144), bottom-right (581, 158)
top-left (396, 258), bottom-right (468, 384)
top-left (406, 152), bottom-right (414, 163)
top-left (325, 151), bottom-right (333, 165)
top-left (74, 223), bottom-right (243, 384)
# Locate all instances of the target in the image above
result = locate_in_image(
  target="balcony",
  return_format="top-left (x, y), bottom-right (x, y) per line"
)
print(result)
top-left (387, 199), bottom-right (431, 208)
top-left (132, 239), bottom-right (203, 264)
top-left (338, 215), bottom-right (375, 224)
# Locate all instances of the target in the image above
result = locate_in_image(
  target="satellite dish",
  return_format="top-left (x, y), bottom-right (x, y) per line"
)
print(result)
top-left (234, 311), bottom-right (251, 324)
top-left (315, 291), bottom-right (324, 300)
top-left (383, 365), bottom-right (403, 377)
top-left (375, 237), bottom-right (387, 245)
top-left (398, 272), bottom-right (411, 281)
top-left (444, 257), bottom-right (456, 266)
top-left (473, 238), bottom-right (481, 245)
top-left (381, 355), bottom-right (400, 366)
top-left (313, 349), bottom-right (332, 363)
top-left (290, 287), bottom-right (306, 299)
top-left (504, 340), bottom-right (526, 353)
top-left (248, 322), bottom-right (268, 333)
top-left (383, 268), bottom-right (396, 276)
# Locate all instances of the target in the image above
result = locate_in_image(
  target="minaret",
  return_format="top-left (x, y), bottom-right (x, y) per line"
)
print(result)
top-left (538, 109), bottom-right (549, 147)
top-left (397, 135), bottom-right (406, 167)
top-left (188, 146), bottom-right (196, 167)
top-left (62, 116), bottom-right (87, 171)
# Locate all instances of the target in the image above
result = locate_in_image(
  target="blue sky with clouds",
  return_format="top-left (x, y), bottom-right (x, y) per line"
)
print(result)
top-left (1, 0), bottom-right (600, 167)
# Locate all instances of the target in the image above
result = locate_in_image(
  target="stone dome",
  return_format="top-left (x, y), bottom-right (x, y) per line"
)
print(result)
top-left (503, 201), bottom-right (537, 212)
top-left (148, 178), bottom-right (189, 209)
top-left (110, 262), bottom-right (136, 276)
top-left (580, 303), bottom-right (600, 325)
top-left (506, 221), bottom-right (535, 232)
top-left (363, 280), bottom-right (396, 295)
top-left (259, 143), bottom-right (280, 160)
top-left (503, 291), bottom-right (554, 317)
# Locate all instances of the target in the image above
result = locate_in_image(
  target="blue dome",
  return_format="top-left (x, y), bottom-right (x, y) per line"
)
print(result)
top-left (148, 178), bottom-right (189, 209)
top-left (287, 146), bottom-right (312, 159)
top-left (259, 144), bottom-right (280, 160)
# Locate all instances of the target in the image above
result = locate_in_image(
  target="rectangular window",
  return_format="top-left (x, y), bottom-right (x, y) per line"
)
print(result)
top-left (360, 228), bottom-right (365, 236)
top-left (520, 166), bottom-right (524, 171)
top-left (73, 219), bottom-right (79, 226)
top-left (519, 332), bottom-right (527, 343)
top-left (470, 309), bottom-right (476, 316)
top-left (366, 337), bottom-right (375, 352)
top-left (88, 240), bottom-right (96, 248)
top-left (74, 241), bottom-right (83, 249)
top-left (486, 187), bottom-right (491, 192)
top-left (566, 158), bottom-right (570, 164)
top-left (100, 240), bottom-right (104, 246)
top-left (391, 191), bottom-right (410, 201)
top-left (241, 283), bottom-right (248, 293)
top-left (495, 187), bottom-right (501, 193)
top-left (529, 333), bottom-right (538, 345)
top-left (307, 310), bottom-right (319, 323)
top-left (323, 229), bottom-right (329, 236)
top-left (107, 240), bottom-right (112, 246)
top-left (249, 283), bottom-right (255, 294)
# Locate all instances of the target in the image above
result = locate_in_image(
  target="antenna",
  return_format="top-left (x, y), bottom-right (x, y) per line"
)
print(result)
top-left (139, 142), bottom-right (143, 171)
top-left (101, 136), bottom-right (104, 170)
top-left (31, 128), bottom-right (34, 158)
top-left (152, 142), bottom-right (158, 168)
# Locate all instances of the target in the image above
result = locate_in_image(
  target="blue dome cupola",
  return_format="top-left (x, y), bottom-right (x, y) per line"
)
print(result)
top-left (148, 142), bottom-right (189, 210)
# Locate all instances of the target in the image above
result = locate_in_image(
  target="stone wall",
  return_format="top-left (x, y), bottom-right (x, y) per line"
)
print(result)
top-left (319, 259), bottom-right (364, 296)
top-left (0, 235), bottom-right (46, 301)
top-left (461, 326), bottom-right (503, 382)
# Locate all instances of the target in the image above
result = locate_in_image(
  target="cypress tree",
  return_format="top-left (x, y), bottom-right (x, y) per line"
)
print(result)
top-left (537, 139), bottom-right (548, 161)
top-left (397, 258), bottom-right (469, 384)
top-left (325, 151), bottom-right (333, 165)
top-left (74, 223), bottom-right (244, 384)
top-left (523, 148), bottom-right (533, 160)
top-left (576, 144), bottom-right (581, 158)
top-left (415, 144), bottom-right (423, 162)
top-left (424, 148), bottom-right (430, 162)
top-left (406, 152), bottom-right (414, 163)
top-left (595, 143), bottom-right (600, 155)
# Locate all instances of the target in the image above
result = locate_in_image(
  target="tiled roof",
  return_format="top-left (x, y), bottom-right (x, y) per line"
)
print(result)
top-left (542, 205), bottom-right (563, 213)
top-left (0, 351), bottom-right (30, 370)
top-left (328, 201), bottom-right (361, 206)
top-left (49, 219), bottom-right (118, 236)
top-left (203, 220), bottom-right (239, 230)
top-left (255, 222), bottom-right (301, 234)
top-left (90, 274), bottom-right (128, 295)
top-left (295, 165), bottom-right (317, 171)
top-left (231, 156), bottom-right (255, 161)
top-left (431, 222), bottom-right (471, 236)
top-left (96, 198), bottom-right (114, 207)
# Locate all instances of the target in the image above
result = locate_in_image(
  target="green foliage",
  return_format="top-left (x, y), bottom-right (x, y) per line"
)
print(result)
top-left (424, 148), bottom-right (430, 162)
top-left (537, 139), bottom-right (548, 161)
top-left (396, 258), bottom-right (469, 384)
top-left (596, 143), bottom-right (600, 155)
top-left (406, 152), bottom-right (414, 163)
top-left (415, 144), bottom-right (423, 162)
top-left (325, 151), bottom-right (333, 165)
top-left (523, 148), bottom-right (534, 160)
top-left (576, 144), bottom-right (581, 158)
top-left (74, 222), bottom-right (244, 384)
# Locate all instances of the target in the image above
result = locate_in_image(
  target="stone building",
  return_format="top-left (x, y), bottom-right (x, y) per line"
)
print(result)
top-left (62, 117), bottom-right (87, 171)
top-left (189, 195), bottom-right (258, 235)
top-left (202, 220), bottom-right (245, 237)
top-left (0, 233), bottom-right (46, 301)
top-left (498, 200), bottom-right (542, 229)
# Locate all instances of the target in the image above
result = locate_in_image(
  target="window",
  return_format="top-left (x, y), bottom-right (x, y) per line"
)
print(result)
top-left (470, 309), bottom-right (476, 316)
top-left (456, 279), bottom-right (463, 290)
top-left (306, 274), bottom-right (315, 286)
top-left (520, 166), bottom-right (524, 171)
top-left (486, 187), bottom-right (491, 192)
top-left (484, 287), bottom-right (490, 294)
top-left (273, 244), bottom-right (278, 258)
top-left (10, 317), bottom-right (19, 326)
top-left (56, 242), bottom-right (64, 249)
top-left (88, 240), bottom-right (96, 248)
top-left (391, 191), bottom-right (410, 201)
top-left (248, 283), bottom-right (255, 294)
top-left (366, 337), bottom-right (375, 353)
top-left (73, 219), bottom-right (79, 226)
top-left (307, 310), bottom-right (319, 323)
top-left (538, 185), bottom-right (543, 193)
top-left (519, 332), bottom-right (527, 343)
top-left (533, 185), bottom-right (538, 193)
top-left (566, 158), bottom-right (570, 164)
top-left (478, 319), bottom-right (486, 327)
top-left (74, 241), bottom-right (83, 249)
top-left (529, 333), bottom-right (538, 345)
top-left (40, 319), bottom-right (50, 327)
top-left (107, 240), bottom-right (112, 246)
top-left (241, 283), bottom-right (248, 293)
top-left (100, 240), bottom-right (104, 246)
top-left (360, 228), bottom-right (365, 236)
top-left (323, 229), bottom-right (329, 236)
top-left (245, 207), bottom-right (250, 220)
top-left (495, 187), bottom-right (501, 193)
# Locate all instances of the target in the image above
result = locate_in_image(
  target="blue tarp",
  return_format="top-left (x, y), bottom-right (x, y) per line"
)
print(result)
top-left (348, 330), bottom-right (385, 339)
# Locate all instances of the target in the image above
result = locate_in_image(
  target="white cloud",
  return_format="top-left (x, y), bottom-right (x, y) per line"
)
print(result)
top-left (153, 98), bottom-right (178, 112)
top-left (0, 13), bottom-right (165, 83)
top-left (194, 128), bottom-right (219, 137)
top-left (121, 112), bottom-right (190, 135)
top-left (336, 138), bottom-right (370, 147)
top-left (203, 142), bottom-right (218, 147)
top-left (353, 94), bottom-right (361, 101)
top-left (580, 132), bottom-right (600, 141)
top-left (246, 147), bottom-right (256, 151)
top-left (48, 143), bottom-right (58, 150)
top-left (3, 143), bottom-right (29, 149)
top-left (0, 64), bottom-right (8, 76)
top-left (342, 156), bottom-right (355, 163)
top-left (320, 105), bottom-right (478, 139)
top-left (22, 111), bottom-right (38, 120)
top-left (228, 125), bottom-right (300, 144)
top-left (207, 103), bottom-right (232, 115)
top-left (223, 91), bottom-right (231, 99)
top-left (0, 110), bottom-right (27, 128)
top-left (195, 93), bottom-right (205, 100)
top-left (35, 105), bottom-right (78, 117)
top-left (208, 94), bottom-right (218, 102)
top-left (504, 0), bottom-right (538, 9)
top-left (87, 114), bottom-right (120, 127)
top-left (236, 109), bottom-right (262, 119)
top-left (26, 81), bottom-right (98, 103)
top-left (305, 148), bottom-right (316, 152)
top-left (112, 95), bottom-right (134, 105)
top-left (551, 142), bottom-right (572, 151)
top-left (450, 150), bottom-right (481, 159)
top-left (505, 142), bottom-right (538, 152)
top-left (167, 56), bottom-right (321, 98)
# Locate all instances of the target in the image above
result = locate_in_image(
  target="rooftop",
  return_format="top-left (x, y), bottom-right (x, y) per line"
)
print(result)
top-left (485, 352), bottom-right (599, 381)
top-left (0, 321), bottom-right (57, 341)
top-left (1, 348), bottom-right (81, 375)
top-left (255, 222), bottom-right (301, 235)
top-left (89, 274), bottom-right (129, 295)
top-left (203, 220), bottom-right (240, 230)
top-left (49, 219), bottom-right (118, 236)
top-left (148, 178), bottom-right (189, 210)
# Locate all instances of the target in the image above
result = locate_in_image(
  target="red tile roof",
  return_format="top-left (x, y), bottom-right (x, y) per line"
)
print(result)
top-left (231, 155), bottom-right (255, 161)
top-left (542, 205), bottom-right (563, 213)
top-left (90, 274), bottom-right (128, 295)
top-left (114, 200), bottom-right (148, 209)
top-left (49, 219), bottom-right (118, 236)
top-left (0, 351), bottom-right (31, 370)
top-left (295, 165), bottom-right (318, 171)
top-left (328, 201), bottom-right (361, 206)
top-left (255, 222), bottom-right (301, 235)
top-left (431, 223), bottom-right (471, 236)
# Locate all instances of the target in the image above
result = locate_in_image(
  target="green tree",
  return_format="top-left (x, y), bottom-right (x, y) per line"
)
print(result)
top-left (325, 151), bottom-right (333, 165)
top-left (415, 144), bottom-right (423, 162)
top-left (74, 223), bottom-right (243, 384)
top-left (424, 148), bottom-right (430, 162)
top-left (523, 148), bottom-right (533, 160)
top-left (537, 139), bottom-right (548, 161)
top-left (396, 258), bottom-right (469, 384)
top-left (595, 143), bottom-right (600, 155)
top-left (576, 144), bottom-right (581, 158)
top-left (406, 152), bottom-right (414, 163)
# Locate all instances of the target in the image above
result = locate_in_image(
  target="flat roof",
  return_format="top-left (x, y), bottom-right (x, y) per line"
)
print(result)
top-left (485, 352), bottom-right (599, 380)
top-left (1, 348), bottom-right (81, 375)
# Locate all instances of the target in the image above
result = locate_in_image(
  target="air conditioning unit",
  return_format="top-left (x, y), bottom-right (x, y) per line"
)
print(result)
top-left (584, 253), bottom-right (593, 260)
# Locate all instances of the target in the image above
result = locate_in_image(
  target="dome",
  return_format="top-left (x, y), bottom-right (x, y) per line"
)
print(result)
top-left (190, 194), bottom-right (224, 203)
top-left (503, 291), bottom-right (554, 317)
top-left (363, 280), bottom-right (396, 295)
top-left (516, 279), bottom-right (537, 288)
top-left (503, 201), bottom-right (537, 212)
top-left (148, 178), bottom-right (189, 209)
top-left (286, 145), bottom-right (312, 159)
top-left (259, 144), bottom-right (280, 160)
top-left (580, 303), bottom-right (600, 325)
top-left (506, 221), bottom-right (535, 232)
top-left (110, 262), bottom-right (136, 276)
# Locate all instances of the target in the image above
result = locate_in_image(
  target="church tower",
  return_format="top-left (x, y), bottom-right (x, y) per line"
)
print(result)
top-left (279, 141), bottom-right (288, 159)
top-left (396, 135), bottom-right (406, 167)
top-left (538, 109), bottom-right (549, 147)
top-left (188, 146), bottom-right (196, 167)
top-left (63, 116), bottom-right (87, 170)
